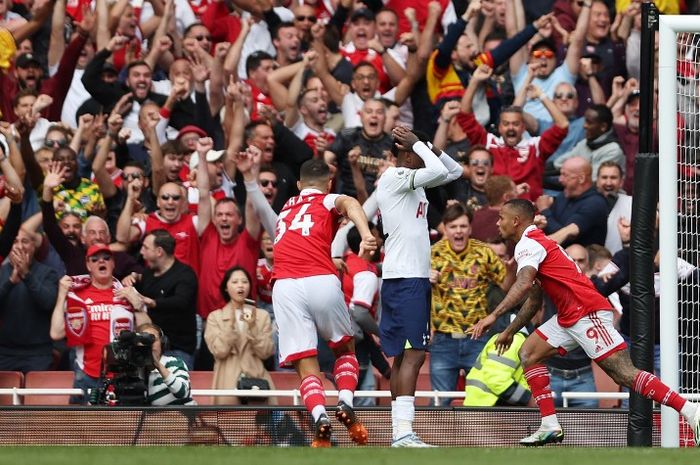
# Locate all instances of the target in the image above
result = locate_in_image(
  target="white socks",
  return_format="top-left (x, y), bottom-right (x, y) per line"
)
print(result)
top-left (338, 389), bottom-right (353, 407)
top-left (311, 405), bottom-right (327, 422)
top-left (541, 414), bottom-right (561, 430)
top-left (394, 396), bottom-right (415, 439)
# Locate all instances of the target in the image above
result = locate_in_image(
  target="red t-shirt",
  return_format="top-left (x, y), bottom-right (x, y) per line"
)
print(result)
top-left (66, 283), bottom-right (135, 378)
top-left (514, 225), bottom-right (612, 327)
top-left (341, 252), bottom-right (379, 316)
top-left (246, 80), bottom-right (273, 122)
top-left (384, 0), bottom-right (450, 34)
top-left (272, 189), bottom-right (341, 280)
top-left (198, 224), bottom-right (260, 319)
top-left (138, 212), bottom-right (201, 275)
top-left (340, 46), bottom-right (391, 94)
top-left (256, 258), bottom-right (273, 304)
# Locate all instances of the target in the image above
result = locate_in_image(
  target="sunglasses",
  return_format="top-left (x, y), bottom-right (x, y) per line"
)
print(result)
top-left (554, 92), bottom-right (576, 100)
top-left (531, 49), bottom-right (555, 59)
top-left (122, 172), bottom-right (143, 180)
top-left (45, 139), bottom-right (68, 148)
top-left (160, 194), bottom-right (182, 201)
top-left (194, 34), bottom-right (212, 42)
top-left (469, 159), bottom-right (492, 167)
top-left (295, 15), bottom-right (317, 23)
top-left (260, 179), bottom-right (278, 188)
top-left (88, 254), bottom-right (113, 263)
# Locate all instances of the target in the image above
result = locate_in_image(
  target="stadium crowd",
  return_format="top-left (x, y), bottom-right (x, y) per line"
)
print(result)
top-left (0, 0), bottom-right (699, 412)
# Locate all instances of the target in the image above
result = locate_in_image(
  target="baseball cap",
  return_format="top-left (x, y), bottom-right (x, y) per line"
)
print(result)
top-left (530, 39), bottom-right (557, 55)
top-left (86, 244), bottom-right (113, 258)
top-left (350, 8), bottom-right (375, 22)
top-left (15, 53), bottom-right (41, 69)
top-left (582, 51), bottom-right (602, 63)
top-left (176, 125), bottom-right (208, 140)
top-left (189, 149), bottom-right (225, 170)
top-left (101, 62), bottom-right (118, 75)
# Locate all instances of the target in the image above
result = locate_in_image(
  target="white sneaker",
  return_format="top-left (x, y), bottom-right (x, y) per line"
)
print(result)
top-left (391, 433), bottom-right (436, 448)
top-left (519, 427), bottom-right (564, 447)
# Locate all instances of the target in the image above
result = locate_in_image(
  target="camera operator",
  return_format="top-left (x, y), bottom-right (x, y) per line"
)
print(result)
top-left (137, 323), bottom-right (196, 406)
top-left (50, 244), bottom-right (151, 404)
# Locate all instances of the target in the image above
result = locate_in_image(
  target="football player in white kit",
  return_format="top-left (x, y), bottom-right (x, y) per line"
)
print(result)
top-left (376, 126), bottom-right (462, 447)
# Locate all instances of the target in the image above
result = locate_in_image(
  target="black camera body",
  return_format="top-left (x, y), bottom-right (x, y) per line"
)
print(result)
top-left (91, 330), bottom-right (156, 406)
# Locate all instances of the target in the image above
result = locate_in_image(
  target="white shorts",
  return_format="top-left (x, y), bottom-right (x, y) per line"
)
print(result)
top-left (536, 310), bottom-right (627, 362)
top-left (272, 274), bottom-right (353, 367)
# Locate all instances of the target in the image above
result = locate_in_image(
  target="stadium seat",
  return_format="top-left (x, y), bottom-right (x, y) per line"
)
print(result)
top-left (0, 371), bottom-right (24, 405)
top-left (23, 371), bottom-right (75, 405)
top-left (189, 371), bottom-right (214, 405)
top-left (269, 371), bottom-right (337, 406)
top-left (592, 362), bottom-right (621, 408)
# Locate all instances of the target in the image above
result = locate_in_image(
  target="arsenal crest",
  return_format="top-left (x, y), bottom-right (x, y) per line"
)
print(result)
top-left (66, 305), bottom-right (87, 338)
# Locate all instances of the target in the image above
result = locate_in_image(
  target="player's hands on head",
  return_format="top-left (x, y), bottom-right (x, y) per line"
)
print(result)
top-left (392, 125), bottom-right (419, 152)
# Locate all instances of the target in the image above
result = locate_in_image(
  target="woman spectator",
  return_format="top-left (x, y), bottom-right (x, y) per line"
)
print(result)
top-left (137, 322), bottom-right (196, 406)
top-left (204, 266), bottom-right (275, 405)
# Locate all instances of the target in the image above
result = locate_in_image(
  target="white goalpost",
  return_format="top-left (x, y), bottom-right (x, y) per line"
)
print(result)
top-left (658, 14), bottom-right (700, 448)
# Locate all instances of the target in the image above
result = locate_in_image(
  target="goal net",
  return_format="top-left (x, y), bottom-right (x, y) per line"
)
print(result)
top-left (658, 16), bottom-right (700, 448)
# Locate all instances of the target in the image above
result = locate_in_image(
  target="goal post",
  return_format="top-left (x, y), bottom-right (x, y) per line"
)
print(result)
top-left (658, 14), bottom-right (700, 448)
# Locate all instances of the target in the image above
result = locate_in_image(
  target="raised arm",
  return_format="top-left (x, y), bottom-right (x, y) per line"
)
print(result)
top-left (50, 275), bottom-right (72, 340)
top-left (195, 137), bottom-right (213, 236)
top-left (530, 84), bottom-right (569, 130)
top-left (393, 126), bottom-right (449, 189)
top-left (48, 0), bottom-right (66, 69)
top-left (311, 23), bottom-right (347, 107)
top-left (116, 177), bottom-right (143, 244)
top-left (564, 0), bottom-right (592, 76)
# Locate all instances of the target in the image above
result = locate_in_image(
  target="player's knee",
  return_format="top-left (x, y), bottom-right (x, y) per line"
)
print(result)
top-left (518, 346), bottom-right (534, 368)
top-left (403, 349), bottom-right (426, 367)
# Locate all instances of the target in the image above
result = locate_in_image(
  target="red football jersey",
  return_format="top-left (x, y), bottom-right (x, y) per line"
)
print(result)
top-left (341, 252), bottom-right (379, 317)
top-left (514, 225), bottom-right (612, 327)
top-left (340, 46), bottom-right (391, 94)
top-left (256, 258), bottom-right (273, 304)
top-left (137, 212), bottom-right (200, 275)
top-left (292, 120), bottom-right (336, 157)
top-left (272, 189), bottom-right (341, 280)
top-left (66, 284), bottom-right (135, 378)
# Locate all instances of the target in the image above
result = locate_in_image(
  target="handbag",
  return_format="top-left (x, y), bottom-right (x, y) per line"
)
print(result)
top-left (237, 374), bottom-right (270, 404)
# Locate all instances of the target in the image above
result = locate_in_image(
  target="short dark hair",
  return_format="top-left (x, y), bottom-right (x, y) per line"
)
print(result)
top-left (353, 61), bottom-right (377, 75)
top-left (246, 51), bottom-right (274, 76)
top-left (504, 198), bottom-right (536, 222)
top-left (442, 202), bottom-right (473, 224)
top-left (259, 164), bottom-right (278, 177)
top-left (272, 21), bottom-right (296, 41)
top-left (220, 266), bottom-right (252, 302)
top-left (588, 104), bottom-right (613, 130)
top-left (244, 120), bottom-right (271, 142)
top-left (347, 222), bottom-right (375, 255)
top-left (147, 229), bottom-right (176, 255)
top-left (299, 158), bottom-right (330, 183)
top-left (124, 160), bottom-right (146, 173)
top-left (183, 22), bottom-right (207, 37)
top-left (126, 60), bottom-right (151, 75)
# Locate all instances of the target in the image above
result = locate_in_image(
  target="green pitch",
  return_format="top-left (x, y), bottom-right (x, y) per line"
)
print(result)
top-left (1, 447), bottom-right (700, 465)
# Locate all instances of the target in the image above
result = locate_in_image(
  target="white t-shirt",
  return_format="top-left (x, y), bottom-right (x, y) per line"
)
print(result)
top-left (48, 65), bottom-right (90, 128)
top-left (236, 7), bottom-right (294, 80)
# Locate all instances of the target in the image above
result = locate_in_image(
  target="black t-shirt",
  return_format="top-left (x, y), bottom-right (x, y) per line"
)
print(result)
top-left (329, 128), bottom-right (393, 197)
top-left (138, 260), bottom-right (198, 353)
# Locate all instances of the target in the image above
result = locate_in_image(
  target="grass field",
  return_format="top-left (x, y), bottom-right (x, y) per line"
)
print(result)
top-left (1, 447), bottom-right (699, 465)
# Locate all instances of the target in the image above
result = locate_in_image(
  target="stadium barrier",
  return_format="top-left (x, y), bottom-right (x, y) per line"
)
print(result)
top-left (0, 405), bottom-right (688, 447)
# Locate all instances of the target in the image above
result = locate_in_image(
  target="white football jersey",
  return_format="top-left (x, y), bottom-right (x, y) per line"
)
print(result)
top-left (376, 166), bottom-right (432, 279)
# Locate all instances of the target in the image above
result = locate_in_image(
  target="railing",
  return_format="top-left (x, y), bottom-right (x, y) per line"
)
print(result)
top-left (4, 388), bottom-right (700, 407)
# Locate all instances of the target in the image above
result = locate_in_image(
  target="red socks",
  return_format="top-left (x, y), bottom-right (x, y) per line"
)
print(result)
top-left (633, 371), bottom-right (687, 411)
top-left (524, 364), bottom-right (557, 417)
top-left (333, 353), bottom-right (359, 392)
top-left (300, 375), bottom-right (326, 413)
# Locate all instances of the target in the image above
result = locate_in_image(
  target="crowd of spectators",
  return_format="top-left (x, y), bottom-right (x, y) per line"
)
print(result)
top-left (0, 0), bottom-right (698, 406)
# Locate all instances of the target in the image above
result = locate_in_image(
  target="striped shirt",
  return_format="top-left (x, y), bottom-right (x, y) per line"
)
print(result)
top-left (146, 355), bottom-right (196, 406)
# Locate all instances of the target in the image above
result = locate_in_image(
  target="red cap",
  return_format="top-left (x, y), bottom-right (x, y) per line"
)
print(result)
top-left (86, 244), bottom-right (113, 258)
top-left (176, 125), bottom-right (207, 140)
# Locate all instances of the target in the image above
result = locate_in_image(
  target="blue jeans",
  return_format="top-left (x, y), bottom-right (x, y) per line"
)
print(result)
top-left (429, 332), bottom-right (487, 406)
top-left (164, 350), bottom-right (195, 371)
top-left (71, 365), bottom-right (102, 405)
top-left (547, 365), bottom-right (598, 408)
